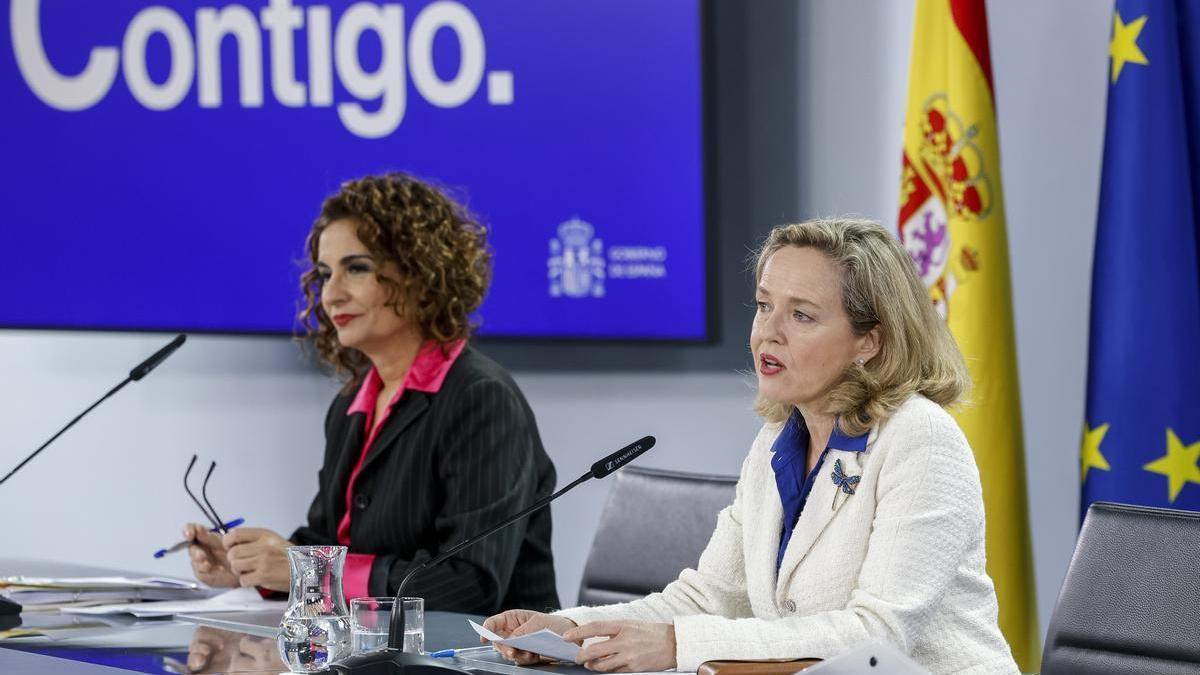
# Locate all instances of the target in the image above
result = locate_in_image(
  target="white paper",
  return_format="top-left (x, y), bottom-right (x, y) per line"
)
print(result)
top-left (4, 587), bottom-right (210, 606)
top-left (61, 586), bottom-right (285, 618)
top-left (470, 619), bottom-right (581, 663)
top-left (0, 575), bottom-right (199, 590)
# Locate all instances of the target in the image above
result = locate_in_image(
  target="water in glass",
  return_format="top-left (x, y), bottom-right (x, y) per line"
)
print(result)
top-left (280, 615), bottom-right (353, 670)
top-left (351, 629), bottom-right (389, 655)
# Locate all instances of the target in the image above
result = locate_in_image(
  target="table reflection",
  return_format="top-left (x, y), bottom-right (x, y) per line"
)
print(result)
top-left (1, 605), bottom-right (483, 674)
top-left (187, 626), bottom-right (284, 674)
top-left (0, 618), bottom-right (287, 675)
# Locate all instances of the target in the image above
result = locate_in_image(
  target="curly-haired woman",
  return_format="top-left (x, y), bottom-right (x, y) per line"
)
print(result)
top-left (183, 173), bottom-right (559, 614)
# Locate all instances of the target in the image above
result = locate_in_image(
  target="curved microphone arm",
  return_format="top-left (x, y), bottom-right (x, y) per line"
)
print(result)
top-left (386, 472), bottom-right (593, 648)
top-left (0, 334), bottom-right (186, 488)
top-left (332, 436), bottom-right (654, 674)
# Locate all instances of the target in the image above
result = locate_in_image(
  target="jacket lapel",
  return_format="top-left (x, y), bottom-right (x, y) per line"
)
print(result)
top-left (775, 448), bottom-right (866, 599)
top-left (328, 412), bottom-right (364, 524)
top-left (755, 467), bottom-right (786, 611)
top-left (356, 391), bottom-right (431, 477)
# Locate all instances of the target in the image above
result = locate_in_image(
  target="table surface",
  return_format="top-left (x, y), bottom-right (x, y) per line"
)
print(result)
top-left (2, 612), bottom-right (496, 674)
top-left (0, 558), bottom-right (500, 675)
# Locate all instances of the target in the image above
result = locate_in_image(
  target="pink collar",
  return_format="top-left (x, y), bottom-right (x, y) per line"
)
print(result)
top-left (347, 340), bottom-right (466, 416)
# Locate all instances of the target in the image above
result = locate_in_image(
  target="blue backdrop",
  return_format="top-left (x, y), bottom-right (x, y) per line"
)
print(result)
top-left (0, 0), bottom-right (706, 338)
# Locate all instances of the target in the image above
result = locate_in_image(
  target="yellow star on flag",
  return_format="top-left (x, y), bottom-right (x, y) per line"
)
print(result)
top-left (1110, 11), bottom-right (1149, 84)
top-left (1143, 429), bottom-right (1200, 502)
top-left (1081, 422), bottom-right (1111, 483)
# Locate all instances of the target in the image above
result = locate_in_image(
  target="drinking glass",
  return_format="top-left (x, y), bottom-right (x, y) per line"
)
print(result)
top-left (350, 597), bottom-right (424, 655)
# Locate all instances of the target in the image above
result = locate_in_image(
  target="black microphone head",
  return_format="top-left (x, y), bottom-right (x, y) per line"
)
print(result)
top-left (591, 435), bottom-right (655, 479)
top-left (130, 334), bottom-right (187, 381)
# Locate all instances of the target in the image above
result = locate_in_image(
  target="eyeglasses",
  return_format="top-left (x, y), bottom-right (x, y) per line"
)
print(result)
top-left (184, 454), bottom-right (230, 533)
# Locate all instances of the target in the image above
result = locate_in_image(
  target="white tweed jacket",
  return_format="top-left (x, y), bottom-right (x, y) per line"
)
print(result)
top-left (558, 395), bottom-right (1019, 675)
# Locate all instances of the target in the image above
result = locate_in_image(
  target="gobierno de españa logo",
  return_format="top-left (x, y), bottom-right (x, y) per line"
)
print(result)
top-left (547, 217), bottom-right (668, 299)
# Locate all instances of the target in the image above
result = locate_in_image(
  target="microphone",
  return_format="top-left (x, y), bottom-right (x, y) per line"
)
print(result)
top-left (330, 435), bottom-right (657, 675)
top-left (590, 435), bottom-right (654, 479)
top-left (129, 333), bottom-right (186, 381)
top-left (0, 334), bottom-right (188, 489)
top-left (0, 334), bottom-right (188, 616)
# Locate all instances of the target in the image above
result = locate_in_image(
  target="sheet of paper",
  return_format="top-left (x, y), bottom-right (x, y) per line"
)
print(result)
top-left (4, 587), bottom-right (210, 607)
top-left (470, 619), bottom-right (581, 663)
top-left (61, 586), bottom-right (285, 618)
top-left (0, 575), bottom-right (199, 590)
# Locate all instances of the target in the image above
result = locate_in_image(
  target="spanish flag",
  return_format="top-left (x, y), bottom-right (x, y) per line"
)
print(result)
top-left (897, 1), bottom-right (1038, 669)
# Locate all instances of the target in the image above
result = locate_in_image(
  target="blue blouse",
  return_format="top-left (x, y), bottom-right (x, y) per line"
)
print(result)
top-left (770, 410), bottom-right (869, 570)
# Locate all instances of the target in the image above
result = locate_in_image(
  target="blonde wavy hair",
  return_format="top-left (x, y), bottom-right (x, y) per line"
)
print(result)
top-left (752, 218), bottom-right (970, 436)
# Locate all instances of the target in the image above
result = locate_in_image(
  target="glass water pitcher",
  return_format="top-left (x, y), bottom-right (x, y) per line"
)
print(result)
top-left (277, 545), bottom-right (352, 672)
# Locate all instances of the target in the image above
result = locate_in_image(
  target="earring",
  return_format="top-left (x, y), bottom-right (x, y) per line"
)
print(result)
top-left (854, 358), bottom-right (865, 366)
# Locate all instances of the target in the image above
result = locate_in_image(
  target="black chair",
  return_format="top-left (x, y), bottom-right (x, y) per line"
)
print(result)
top-left (577, 466), bottom-right (737, 606)
top-left (1041, 502), bottom-right (1200, 675)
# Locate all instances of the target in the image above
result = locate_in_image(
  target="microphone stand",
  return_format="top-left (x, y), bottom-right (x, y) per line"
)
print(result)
top-left (0, 334), bottom-right (187, 616)
top-left (0, 378), bottom-right (137, 489)
top-left (0, 334), bottom-right (186, 488)
top-left (329, 436), bottom-right (655, 675)
top-left (390, 473), bottom-right (591, 646)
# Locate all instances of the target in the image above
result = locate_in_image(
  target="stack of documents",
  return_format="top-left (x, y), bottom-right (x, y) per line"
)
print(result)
top-left (0, 575), bottom-right (209, 611)
top-left (62, 586), bottom-right (285, 618)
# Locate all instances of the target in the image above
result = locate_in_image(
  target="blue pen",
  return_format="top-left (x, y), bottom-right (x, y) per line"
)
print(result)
top-left (153, 518), bottom-right (245, 558)
top-left (429, 647), bottom-right (495, 658)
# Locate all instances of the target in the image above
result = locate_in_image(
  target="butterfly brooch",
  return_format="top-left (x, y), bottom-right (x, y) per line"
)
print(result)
top-left (830, 458), bottom-right (861, 509)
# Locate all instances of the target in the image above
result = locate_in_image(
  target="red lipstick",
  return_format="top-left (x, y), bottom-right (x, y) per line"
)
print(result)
top-left (759, 352), bottom-right (784, 375)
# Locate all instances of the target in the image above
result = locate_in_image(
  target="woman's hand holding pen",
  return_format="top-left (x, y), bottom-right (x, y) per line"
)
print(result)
top-left (223, 527), bottom-right (291, 591)
top-left (184, 523), bottom-right (238, 588)
top-left (185, 523), bottom-right (290, 591)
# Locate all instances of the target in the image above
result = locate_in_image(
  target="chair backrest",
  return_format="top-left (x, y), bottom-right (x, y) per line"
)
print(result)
top-left (577, 466), bottom-right (737, 606)
top-left (1041, 502), bottom-right (1200, 675)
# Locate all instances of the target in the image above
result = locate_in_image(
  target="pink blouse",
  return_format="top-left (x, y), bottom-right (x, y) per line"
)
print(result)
top-left (336, 340), bottom-right (465, 599)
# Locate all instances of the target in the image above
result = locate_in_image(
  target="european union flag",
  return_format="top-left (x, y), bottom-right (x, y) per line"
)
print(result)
top-left (1082, 1), bottom-right (1200, 517)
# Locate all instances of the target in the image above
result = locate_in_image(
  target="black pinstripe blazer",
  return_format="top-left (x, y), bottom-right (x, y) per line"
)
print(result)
top-left (291, 346), bottom-right (560, 614)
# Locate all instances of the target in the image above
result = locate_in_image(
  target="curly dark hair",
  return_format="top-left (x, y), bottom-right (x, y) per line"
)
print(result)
top-left (298, 173), bottom-right (492, 388)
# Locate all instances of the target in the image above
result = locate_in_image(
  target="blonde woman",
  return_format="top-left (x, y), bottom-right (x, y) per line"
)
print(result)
top-left (484, 219), bottom-right (1018, 675)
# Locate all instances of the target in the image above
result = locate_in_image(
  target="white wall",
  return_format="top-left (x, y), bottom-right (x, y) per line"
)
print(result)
top-left (0, 333), bottom-right (759, 608)
top-left (0, 333), bottom-right (334, 574)
top-left (989, 0), bottom-right (1110, 629)
top-left (0, 0), bottom-right (1114, 643)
